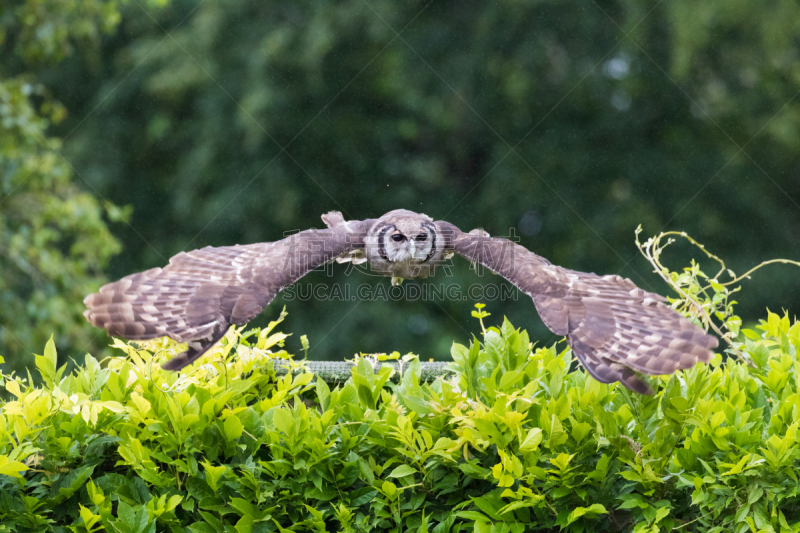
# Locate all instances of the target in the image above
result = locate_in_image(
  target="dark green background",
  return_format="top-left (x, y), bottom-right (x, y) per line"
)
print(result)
top-left (2, 0), bottom-right (800, 370)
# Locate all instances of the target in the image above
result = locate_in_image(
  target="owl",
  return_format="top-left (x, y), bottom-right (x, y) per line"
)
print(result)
top-left (83, 209), bottom-right (717, 393)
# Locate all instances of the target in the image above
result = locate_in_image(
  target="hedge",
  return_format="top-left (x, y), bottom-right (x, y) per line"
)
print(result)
top-left (0, 233), bottom-right (798, 533)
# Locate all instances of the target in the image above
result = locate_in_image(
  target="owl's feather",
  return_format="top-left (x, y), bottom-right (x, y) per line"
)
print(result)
top-left (435, 221), bottom-right (717, 394)
top-left (84, 214), bottom-right (375, 369)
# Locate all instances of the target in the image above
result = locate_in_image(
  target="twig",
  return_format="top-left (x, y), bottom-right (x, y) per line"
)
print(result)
top-left (635, 228), bottom-right (763, 366)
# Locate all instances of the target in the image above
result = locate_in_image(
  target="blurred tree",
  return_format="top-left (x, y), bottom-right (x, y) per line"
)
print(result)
top-left (3, 0), bottom-right (800, 366)
top-left (0, 0), bottom-right (126, 372)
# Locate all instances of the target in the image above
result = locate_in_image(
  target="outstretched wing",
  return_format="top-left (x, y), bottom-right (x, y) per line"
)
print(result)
top-left (436, 221), bottom-right (718, 394)
top-left (84, 212), bottom-right (373, 370)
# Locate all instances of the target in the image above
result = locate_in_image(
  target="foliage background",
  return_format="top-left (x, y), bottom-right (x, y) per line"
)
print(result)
top-left (2, 0), bottom-right (800, 371)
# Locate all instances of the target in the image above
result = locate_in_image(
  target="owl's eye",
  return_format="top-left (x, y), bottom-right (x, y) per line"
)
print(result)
top-left (391, 233), bottom-right (405, 242)
top-left (415, 233), bottom-right (427, 242)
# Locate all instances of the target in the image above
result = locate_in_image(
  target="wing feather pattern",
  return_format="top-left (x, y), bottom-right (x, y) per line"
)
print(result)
top-left (436, 221), bottom-right (718, 394)
top-left (84, 213), bottom-right (372, 370)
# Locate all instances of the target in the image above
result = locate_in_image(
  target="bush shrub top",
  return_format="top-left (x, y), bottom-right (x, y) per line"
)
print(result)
top-left (1, 235), bottom-right (799, 533)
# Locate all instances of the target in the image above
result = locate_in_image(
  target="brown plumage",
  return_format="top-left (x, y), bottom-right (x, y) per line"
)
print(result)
top-left (85, 213), bottom-right (376, 370)
top-left (435, 222), bottom-right (717, 394)
top-left (84, 210), bottom-right (717, 393)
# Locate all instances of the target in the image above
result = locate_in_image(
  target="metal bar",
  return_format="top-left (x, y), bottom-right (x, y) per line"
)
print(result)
top-left (270, 359), bottom-right (454, 383)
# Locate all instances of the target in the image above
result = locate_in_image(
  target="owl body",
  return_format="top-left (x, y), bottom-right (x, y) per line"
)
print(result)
top-left (84, 208), bottom-right (719, 393)
top-left (362, 209), bottom-right (448, 282)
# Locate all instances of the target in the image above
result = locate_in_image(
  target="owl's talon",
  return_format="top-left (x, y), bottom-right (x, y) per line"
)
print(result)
top-left (391, 277), bottom-right (404, 286)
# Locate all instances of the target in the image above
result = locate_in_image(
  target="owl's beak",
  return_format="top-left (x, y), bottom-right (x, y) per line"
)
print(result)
top-left (408, 241), bottom-right (416, 257)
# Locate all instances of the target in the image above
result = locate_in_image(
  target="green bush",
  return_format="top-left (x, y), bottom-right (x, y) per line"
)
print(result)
top-left (1, 236), bottom-right (799, 533)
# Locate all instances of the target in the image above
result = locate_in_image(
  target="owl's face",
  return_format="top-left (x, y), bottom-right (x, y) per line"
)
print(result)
top-left (382, 219), bottom-right (435, 263)
top-left (364, 209), bottom-right (445, 278)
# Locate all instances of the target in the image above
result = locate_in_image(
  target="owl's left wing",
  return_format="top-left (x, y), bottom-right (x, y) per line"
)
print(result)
top-left (84, 212), bottom-right (373, 370)
top-left (435, 221), bottom-right (718, 394)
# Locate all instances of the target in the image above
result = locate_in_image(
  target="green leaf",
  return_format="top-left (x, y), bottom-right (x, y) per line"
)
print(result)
top-left (387, 464), bottom-right (417, 478)
top-left (566, 504), bottom-right (608, 525)
top-left (316, 378), bottom-right (331, 412)
top-left (34, 334), bottom-right (57, 386)
top-left (349, 487), bottom-right (378, 507)
top-left (550, 453), bottom-right (574, 471)
top-left (0, 455), bottom-right (29, 478)
top-left (118, 500), bottom-right (136, 528)
top-left (474, 520), bottom-right (492, 533)
top-left (224, 415), bottom-right (243, 441)
top-left (498, 369), bottom-right (523, 390)
top-left (746, 340), bottom-right (770, 368)
top-left (381, 480), bottom-right (397, 498)
top-left (456, 511), bottom-right (489, 521)
top-left (235, 515), bottom-right (254, 533)
top-left (654, 506), bottom-right (670, 523)
top-left (273, 408), bottom-right (293, 435)
top-left (571, 421), bottom-right (591, 442)
top-left (519, 427), bottom-right (543, 452)
top-left (721, 455), bottom-right (749, 476)
top-left (230, 497), bottom-right (258, 518)
top-left (203, 463), bottom-right (227, 493)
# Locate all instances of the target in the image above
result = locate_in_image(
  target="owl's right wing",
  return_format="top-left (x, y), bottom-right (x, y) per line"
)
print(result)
top-left (84, 212), bottom-right (374, 370)
top-left (435, 221), bottom-right (717, 394)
